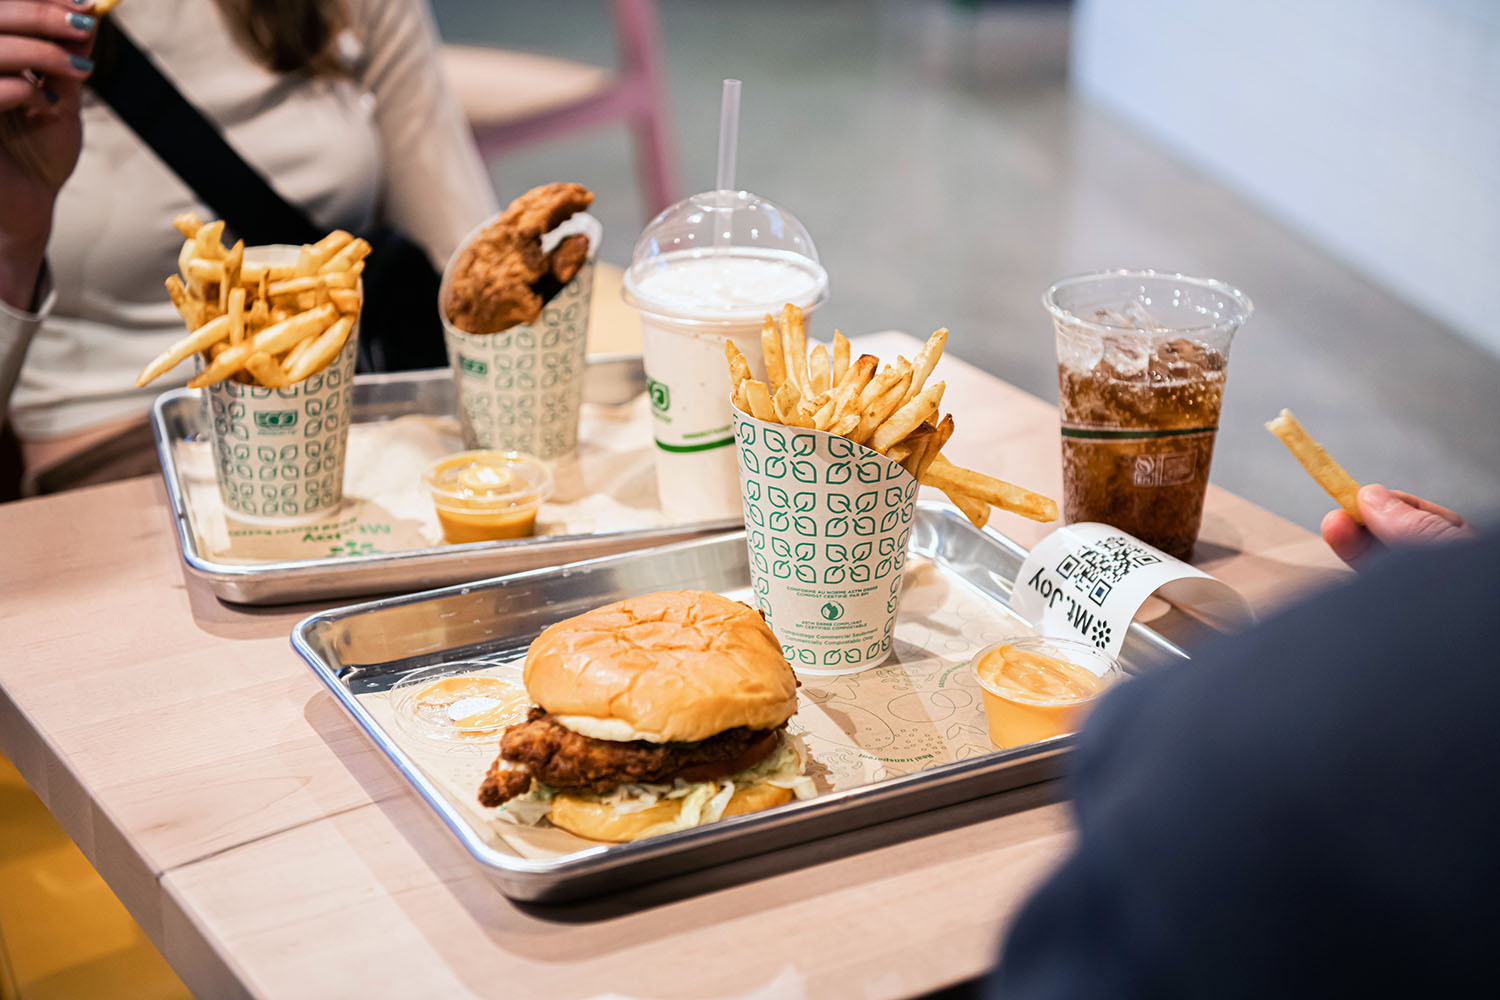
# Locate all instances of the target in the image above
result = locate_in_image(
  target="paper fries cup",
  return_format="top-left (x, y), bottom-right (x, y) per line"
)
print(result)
top-left (204, 323), bottom-right (357, 523)
top-left (733, 409), bottom-right (919, 675)
top-left (439, 213), bottom-right (600, 460)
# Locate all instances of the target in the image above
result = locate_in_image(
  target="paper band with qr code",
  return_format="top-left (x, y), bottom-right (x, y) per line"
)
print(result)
top-left (1010, 522), bottom-right (1253, 657)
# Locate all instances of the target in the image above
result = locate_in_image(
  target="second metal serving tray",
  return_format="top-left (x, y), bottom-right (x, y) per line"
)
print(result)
top-left (150, 357), bottom-right (739, 604)
top-left (294, 503), bottom-right (1188, 902)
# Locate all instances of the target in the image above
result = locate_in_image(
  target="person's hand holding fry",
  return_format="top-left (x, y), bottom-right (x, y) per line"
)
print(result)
top-left (0, 0), bottom-right (99, 308)
top-left (1321, 485), bottom-right (1474, 569)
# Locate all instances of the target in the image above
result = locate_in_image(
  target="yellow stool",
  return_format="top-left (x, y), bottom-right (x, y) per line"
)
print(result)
top-left (0, 753), bottom-right (191, 1000)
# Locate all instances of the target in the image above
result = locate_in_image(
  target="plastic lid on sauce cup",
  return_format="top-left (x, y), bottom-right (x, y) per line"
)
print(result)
top-left (972, 636), bottom-right (1122, 707)
top-left (622, 189), bottom-right (829, 327)
top-left (391, 664), bottom-right (530, 744)
top-left (422, 450), bottom-right (553, 512)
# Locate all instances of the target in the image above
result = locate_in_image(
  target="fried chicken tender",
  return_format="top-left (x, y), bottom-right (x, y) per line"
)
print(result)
top-left (444, 182), bottom-right (595, 335)
top-left (477, 707), bottom-right (783, 807)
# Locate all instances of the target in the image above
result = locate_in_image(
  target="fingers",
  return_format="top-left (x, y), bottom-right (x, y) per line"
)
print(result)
top-left (1321, 509), bottom-right (1376, 569)
top-left (0, 1), bottom-right (97, 43)
top-left (1358, 483), bottom-right (1474, 547)
top-left (0, 35), bottom-right (93, 79)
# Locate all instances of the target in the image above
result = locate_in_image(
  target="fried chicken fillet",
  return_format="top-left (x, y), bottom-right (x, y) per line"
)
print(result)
top-left (444, 182), bottom-right (594, 334)
top-left (479, 708), bottom-right (784, 807)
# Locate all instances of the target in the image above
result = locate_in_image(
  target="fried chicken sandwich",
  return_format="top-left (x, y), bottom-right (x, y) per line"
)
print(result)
top-left (479, 590), bottom-right (811, 842)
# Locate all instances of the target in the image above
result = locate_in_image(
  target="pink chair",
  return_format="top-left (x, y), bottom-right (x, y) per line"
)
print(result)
top-left (442, 0), bottom-right (680, 218)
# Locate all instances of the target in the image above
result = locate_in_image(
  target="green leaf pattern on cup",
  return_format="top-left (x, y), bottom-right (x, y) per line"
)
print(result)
top-left (444, 262), bottom-right (594, 460)
top-left (205, 331), bottom-right (356, 519)
top-left (734, 409), bottom-right (916, 673)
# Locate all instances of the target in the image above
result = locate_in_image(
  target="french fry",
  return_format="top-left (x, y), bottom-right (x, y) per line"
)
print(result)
top-left (194, 220), bottom-right (226, 261)
top-left (268, 276), bottom-right (322, 299)
top-left (222, 240), bottom-right (244, 308)
top-left (925, 456), bottom-right (1058, 523)
top-left (773, 380), bottom-right (813, 428)
top-left (306, 230), bottom-right (354, 270)
top-left (280, 331), bottom-right (319, 373)
top-left (252, 303), bottom-right (338, 356)
top-left (761, 314), bottom-right (787, 392)
top-left (832, 331), bottom-right (850, 387)
top-left (781, 304), bottom-right (809, 395)
top-left (227, 286), bottom-right (246, 346)
top-left (186, 258), bottom-right (224, 288)
top-left (745, 380), bottom-right (777, 423)
top-left (725, 340), bottom-right (753, 390)
top-left (245, 351), bottom-right (290, 389)
top-left (247, 297), bottom-right (270, 331)
top-left (905, 328), bottom-right (948, 404)
top-left (136, 314), bottom-right (233, 386)
top-left (731, 378), bottom-right (750, 415)
top-left (295, 245), bottom-right (317, 278)
top-left (899, 425), bottom-right (935, 478)
top-left (850, 371), bottom-right (911, 446)
top-left (328, 288), bottom-right (361, 314)
top-left (1265, 409), bottom-right (1363, 524)
top-left (808, 344), bottom-right (830, 396)
top-left (829, 411), bottom-right (860, 437)
top-left (920, 414), bottom-right (954, 479)
top-left (173, 213), bottom-right (202, 239)
top-left (320, 237), bottom-right (371, 275)
top-left (320, 268), bottom-right (361, 290)
top-left (941, 485), bottom-right (990, 529)
top-left (284, 316), bottom-right (355, 382)
top-left (870, 381), bottom-right (944, 454)
top-left (165, 275), bottom-right (193, 328)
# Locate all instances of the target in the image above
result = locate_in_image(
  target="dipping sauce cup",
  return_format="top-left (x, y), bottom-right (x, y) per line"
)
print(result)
top-left (972, 637), bottom-right (1122, 748)
top-left (423, 450), bottom-right (553, 544)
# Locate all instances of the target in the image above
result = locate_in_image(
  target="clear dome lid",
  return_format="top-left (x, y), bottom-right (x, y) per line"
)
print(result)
top-left (623, 189), bottom-right (829, 326)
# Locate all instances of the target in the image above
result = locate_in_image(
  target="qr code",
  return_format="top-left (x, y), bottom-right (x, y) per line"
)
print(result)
top-left (1055, 536), bottom-right (1162, 606)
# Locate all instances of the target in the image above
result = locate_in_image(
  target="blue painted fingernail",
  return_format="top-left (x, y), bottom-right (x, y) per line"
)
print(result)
top-left (72, 0), bottom-right (90, 5)
top-left (44, 89), bottom-right (60, 104)
top-left (70, 55), bottom-right (94, 72)
top-left (69, 13), bottom-right (96, 29)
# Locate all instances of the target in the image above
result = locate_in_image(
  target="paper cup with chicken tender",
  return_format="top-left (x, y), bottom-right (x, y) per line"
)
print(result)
top-left (733, 410), bottom-right (919, 675)
top-left (201, 245), bottom-right (360, 523)
top-left (440, 192), bottom-right (600, 460)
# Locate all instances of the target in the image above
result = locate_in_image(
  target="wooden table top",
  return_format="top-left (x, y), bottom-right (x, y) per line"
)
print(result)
top-left (0, 331), bottom-right (1348, 999)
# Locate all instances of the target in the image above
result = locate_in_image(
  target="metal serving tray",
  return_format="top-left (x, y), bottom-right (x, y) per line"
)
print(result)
top-left (294, 503), bottom-right (1187, 902)
top-left (150, 356), bottom-right (739, 605)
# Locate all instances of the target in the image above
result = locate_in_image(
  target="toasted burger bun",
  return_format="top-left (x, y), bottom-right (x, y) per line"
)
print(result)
top-left (547, 781), bottom-right (794, 843)
top-left (524, 590), bottom-right (798, 743)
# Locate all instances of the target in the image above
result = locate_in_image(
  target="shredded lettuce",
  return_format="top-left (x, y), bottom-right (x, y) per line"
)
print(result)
top-left (498, 781), bottom-right (555, 826)
top-left (494, 732), bottom-right (818, 833)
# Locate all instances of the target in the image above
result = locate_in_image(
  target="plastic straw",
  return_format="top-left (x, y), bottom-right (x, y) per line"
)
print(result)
top-left (716, 79), bottom-right (741, 193)
top-left (713, 79), bottom-right (741, 257)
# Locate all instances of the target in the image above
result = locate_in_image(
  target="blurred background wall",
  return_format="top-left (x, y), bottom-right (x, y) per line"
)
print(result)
top-left (1073, 0), bottom-right (1500, 357)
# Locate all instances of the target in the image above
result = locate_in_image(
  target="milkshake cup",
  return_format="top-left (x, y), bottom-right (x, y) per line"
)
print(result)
top-left (624, 190), bottom-right (828, 521)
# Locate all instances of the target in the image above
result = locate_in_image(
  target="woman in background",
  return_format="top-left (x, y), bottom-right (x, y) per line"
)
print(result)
top-left (0, 0), bottom-right (496, 491)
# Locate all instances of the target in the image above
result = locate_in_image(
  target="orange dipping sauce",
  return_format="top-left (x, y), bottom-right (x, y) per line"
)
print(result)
top-left (423, 450), bottom-right (552, 544)
top-left (405, 675), bottom-right (530, 739)
top-left (973, 638), bottom-right (1120, 748)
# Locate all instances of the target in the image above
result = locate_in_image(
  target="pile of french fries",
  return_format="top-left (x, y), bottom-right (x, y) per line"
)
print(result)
top-left (135, 215), bottom-right (368, 391)
top-left (725, 305), bottom-right (1058, 528)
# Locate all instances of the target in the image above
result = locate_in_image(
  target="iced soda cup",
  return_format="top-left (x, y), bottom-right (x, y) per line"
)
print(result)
top-left (1044, 270), bottom-right (1252, 560)
top-left (624, 190), bottom-right (828, 522)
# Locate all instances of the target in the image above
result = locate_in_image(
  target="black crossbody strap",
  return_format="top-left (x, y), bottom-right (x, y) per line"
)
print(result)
top-left (86, 18), bottom-right (323, 247)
